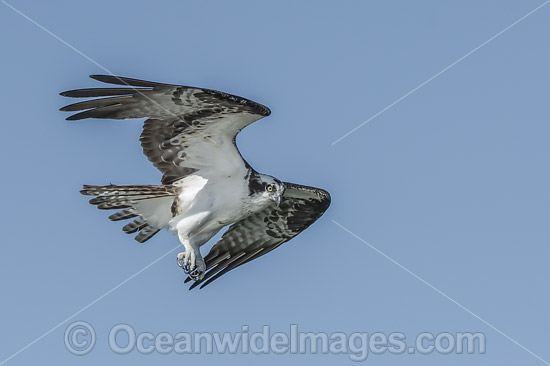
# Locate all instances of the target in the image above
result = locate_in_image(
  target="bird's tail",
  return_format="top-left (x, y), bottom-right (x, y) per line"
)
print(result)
top-left (81, 184), bottom-right (178, 243)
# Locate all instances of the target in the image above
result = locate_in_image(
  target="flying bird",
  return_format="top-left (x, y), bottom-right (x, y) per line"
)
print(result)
top-left (60, 75), bottom-right (330, 289)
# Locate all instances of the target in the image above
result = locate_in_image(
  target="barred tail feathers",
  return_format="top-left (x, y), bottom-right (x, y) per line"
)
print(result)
top-left (81, 184), bottom-right (177, 243)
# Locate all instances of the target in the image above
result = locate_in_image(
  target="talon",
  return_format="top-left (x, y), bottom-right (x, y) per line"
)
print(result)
top-left (176, 250), bottom-right (204, 280)
top-left (189, 269), bottom-right (203, 281)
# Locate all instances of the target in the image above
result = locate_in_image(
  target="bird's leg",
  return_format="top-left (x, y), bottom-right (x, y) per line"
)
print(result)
top-left (176, 233), bottom-right (206, 281)
top-left (188, 253), bottom-right (206, 281)
top-left (176, 234), bottom-right (193, 273)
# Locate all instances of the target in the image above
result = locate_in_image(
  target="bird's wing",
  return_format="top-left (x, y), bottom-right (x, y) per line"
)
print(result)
top-left (187, 183), bottom-right (331, 289)
top-left (60, 75), bottom-right (271, 184)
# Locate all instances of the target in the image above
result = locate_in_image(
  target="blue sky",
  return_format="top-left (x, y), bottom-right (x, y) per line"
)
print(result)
top-left (1, 1), bottom-right (549, 365)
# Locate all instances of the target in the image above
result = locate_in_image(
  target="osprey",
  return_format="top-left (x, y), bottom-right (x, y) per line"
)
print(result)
top-left (61, 75), bottom-right (330, 289)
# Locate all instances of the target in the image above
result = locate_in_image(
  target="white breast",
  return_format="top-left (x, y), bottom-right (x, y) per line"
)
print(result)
top-left (169, 172), bottom-right (249, 235)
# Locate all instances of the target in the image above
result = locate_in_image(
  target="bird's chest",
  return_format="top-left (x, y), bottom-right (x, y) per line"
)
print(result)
top-left (177, 175), bottom-right (247, 224)
top-left (207, 179), bottom-right (250, 225)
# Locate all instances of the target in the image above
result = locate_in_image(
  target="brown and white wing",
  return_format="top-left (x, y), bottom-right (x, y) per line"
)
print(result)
top-left (60, 75), bottom-right (271, 184)
top-left (187, 183), bottom-right (331, 289)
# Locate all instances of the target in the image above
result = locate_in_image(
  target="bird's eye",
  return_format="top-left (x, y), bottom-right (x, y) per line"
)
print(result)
top-left (266, 185), bottom-right (273, 192)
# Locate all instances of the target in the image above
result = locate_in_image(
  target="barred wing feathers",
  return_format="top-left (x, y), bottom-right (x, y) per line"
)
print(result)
top-left (61, 75), bottom-right (271, 184)
top-left (187, 183), bottom-right (331, 289)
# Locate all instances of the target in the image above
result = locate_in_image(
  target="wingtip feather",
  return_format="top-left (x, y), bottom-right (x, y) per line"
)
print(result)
top-left (89, 74), bottom-right (115, 84)
top-left (66, 114), bottom-right (84, 121)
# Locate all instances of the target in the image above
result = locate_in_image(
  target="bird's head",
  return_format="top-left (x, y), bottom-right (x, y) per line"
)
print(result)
top-left (248, 172), bottom-right (286, 208)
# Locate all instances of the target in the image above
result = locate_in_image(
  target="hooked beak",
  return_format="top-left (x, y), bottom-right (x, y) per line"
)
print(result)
top-left (272, 195), bottom-right (282, 207)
